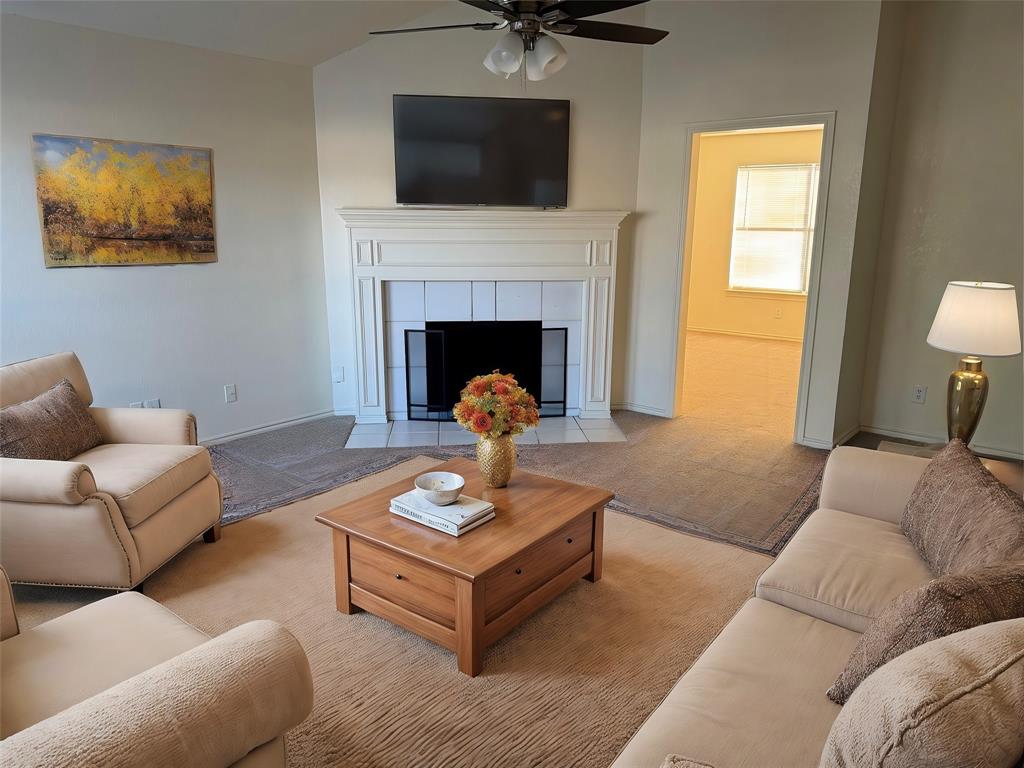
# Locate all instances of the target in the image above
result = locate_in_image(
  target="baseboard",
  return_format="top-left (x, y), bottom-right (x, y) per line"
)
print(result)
top-left (612, 401), bottom-right (670, 417)
top-left (833, 423), bottom-right (861, 447)
top-left (797, 435), bottom-right (833, 450)
top-left (333, 407), bottom-right (357, 417)
top-left (686, 326), bottom-right (804, 343)
top-left (202, 409), bottom-right (335, 445)
top-left (860, 424), bottom-right (1023, 461)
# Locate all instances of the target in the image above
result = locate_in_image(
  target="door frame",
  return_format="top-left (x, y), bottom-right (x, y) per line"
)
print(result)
top-left (669, 111), bottom-right (837, 447)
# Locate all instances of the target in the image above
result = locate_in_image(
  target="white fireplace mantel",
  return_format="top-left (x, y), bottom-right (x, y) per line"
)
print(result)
top-left (338, 208), bottom-right (629, 424)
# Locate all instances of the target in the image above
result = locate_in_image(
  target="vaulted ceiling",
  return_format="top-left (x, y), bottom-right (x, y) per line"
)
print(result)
top-left (1, 0), bottom-right (444, 66)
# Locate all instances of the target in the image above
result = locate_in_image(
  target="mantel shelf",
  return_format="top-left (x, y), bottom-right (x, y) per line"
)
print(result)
top-left (337, 208), bottom-right (630, 230)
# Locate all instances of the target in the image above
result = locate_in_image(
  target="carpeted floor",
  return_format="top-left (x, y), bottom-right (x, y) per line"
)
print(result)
top-left (15, 457), bottom-right (771, 768)
top-left (210, 333), bottom-right (827, 554)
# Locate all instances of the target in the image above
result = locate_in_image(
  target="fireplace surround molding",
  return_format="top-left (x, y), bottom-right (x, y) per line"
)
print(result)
top-left (338, 208), bottom-right (630, 424)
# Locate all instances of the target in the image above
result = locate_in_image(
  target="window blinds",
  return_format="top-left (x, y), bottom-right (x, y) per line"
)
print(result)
top-left (729, 163), bottom-right (819, 293)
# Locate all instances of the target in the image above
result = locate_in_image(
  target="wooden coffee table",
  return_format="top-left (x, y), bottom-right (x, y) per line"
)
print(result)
top-left (315, 457), bottom-right (613, 676)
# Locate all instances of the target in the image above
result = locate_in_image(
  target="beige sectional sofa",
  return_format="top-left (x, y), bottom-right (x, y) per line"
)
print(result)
top-left (0, 567), bottom-right (313, 767)
top-left (612, 446), bottom-right (1022, 768)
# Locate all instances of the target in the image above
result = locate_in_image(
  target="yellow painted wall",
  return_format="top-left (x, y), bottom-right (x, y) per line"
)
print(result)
top-left (684, 128), bottom-right (823, 341)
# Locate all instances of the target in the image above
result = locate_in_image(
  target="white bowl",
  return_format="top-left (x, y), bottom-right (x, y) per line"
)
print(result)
top-left (414, 471), bottom-right (465, 506)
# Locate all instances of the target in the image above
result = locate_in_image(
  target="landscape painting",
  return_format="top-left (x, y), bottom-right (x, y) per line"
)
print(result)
top-left (32, 134), bottom-right (216, 267)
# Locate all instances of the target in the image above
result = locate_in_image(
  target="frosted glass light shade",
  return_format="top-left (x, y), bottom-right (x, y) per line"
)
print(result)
top-left (927, 281), bottom-right (1022, 357)
top-left (484, 32), bottom-right (524, 75)
top-left (525, 34), bottom-right (568, 81)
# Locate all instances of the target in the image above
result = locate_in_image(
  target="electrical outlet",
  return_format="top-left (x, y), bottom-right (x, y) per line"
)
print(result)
top-left (774, 307), bottom-right (783, 320)
top-left (144, 398), bottom-right (161, 408)
top-left (912, 384), bottom-right (928, 404)
top-left (130, 401), bottom-right (143, 408)
top-left (332, 367), bottom-right (343, 384)
top-left (224, 384), bottom-right (237, 403)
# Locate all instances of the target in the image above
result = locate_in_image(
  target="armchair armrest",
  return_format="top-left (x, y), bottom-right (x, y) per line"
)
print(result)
top-left (0, 458), bottom-right (97, 505)
top-left (90, 407), bottom-right (197, 446)
top-left (0, 619), bottom-right (313, 768)
top-left (1, 566), bottom-right (18, 640)
top-left (819, 446), bottom-right (930, 524)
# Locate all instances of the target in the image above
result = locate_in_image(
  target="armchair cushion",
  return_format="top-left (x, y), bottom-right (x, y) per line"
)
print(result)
top-left (0, 379), bottom-right (102, 461)
top-left (74, 443), bottom-right (212, 528)
top-left (1, 619), bottom-right (314, 768)
top-left (90, 407), bottom-right (198, 446)
top-left (0, 458), bottom-right (97, 504)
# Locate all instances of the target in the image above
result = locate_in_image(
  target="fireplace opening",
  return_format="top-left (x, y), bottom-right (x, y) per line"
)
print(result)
top-left (404, 321), bottom-right (568, 421)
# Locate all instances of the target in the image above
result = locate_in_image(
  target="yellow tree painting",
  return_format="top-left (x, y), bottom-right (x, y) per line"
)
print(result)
top-left (33, 134), bottom-right (216, 267)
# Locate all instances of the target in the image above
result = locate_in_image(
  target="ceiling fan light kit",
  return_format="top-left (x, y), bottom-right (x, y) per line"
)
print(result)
top-left (372, 0), bottom-right (668, 81)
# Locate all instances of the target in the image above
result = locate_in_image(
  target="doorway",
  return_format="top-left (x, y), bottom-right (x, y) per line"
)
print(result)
top-left (676, 120), bottom-right (828, 442)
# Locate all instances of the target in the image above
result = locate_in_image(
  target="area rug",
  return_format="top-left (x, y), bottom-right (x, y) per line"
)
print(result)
top-left (209, 412), bottom-right (826, 555)
top-left (14, 457), bottom-right (772, 768)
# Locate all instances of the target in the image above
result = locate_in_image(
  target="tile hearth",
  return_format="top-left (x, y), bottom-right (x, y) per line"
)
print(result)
top-left (342, 416), bottom-right (627, 449)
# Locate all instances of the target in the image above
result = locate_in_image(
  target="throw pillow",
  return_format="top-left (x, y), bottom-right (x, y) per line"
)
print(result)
top-left (0, 378), bottom-right (103, 461)
top-left (821, 618), bottom-right (1024, 768)
top-left (827, 562), bottom-right (1024, 704)
top-left (902, 439), bottom-right (1024, 574)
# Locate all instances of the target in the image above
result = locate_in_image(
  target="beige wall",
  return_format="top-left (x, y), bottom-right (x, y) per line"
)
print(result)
top-left (627, 1), bottom-right (885, 448)
top-left (0, 16), bottom-right (332, 441)
top-left (684, 128), bottom-right (822, 342)
top-left (313, 4), bottom-right (644, 415)
top-left (860, 1), bottom-right (1024, 458)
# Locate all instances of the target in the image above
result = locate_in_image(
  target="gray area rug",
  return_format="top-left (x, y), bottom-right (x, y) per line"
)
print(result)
top-left (210, 412), bottom-right (826, 555)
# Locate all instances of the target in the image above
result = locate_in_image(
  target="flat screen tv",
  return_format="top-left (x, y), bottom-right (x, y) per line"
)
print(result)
top-left (393, 95), bottom-right (570, 208)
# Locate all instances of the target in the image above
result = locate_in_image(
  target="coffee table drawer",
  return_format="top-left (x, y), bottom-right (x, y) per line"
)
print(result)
top-left (349, 539), bottom-right (456, 628)
top-left (483, 514), bottom-right (593, 621)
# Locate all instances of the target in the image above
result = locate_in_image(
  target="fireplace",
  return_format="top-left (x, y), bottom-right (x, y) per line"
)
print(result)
top-left (404, 321), bottom-right (568, 421)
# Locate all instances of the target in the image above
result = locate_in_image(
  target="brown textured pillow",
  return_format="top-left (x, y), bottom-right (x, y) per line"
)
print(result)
top-left (820, 618), bottom-right (1024, 768)
top-left (902, 439), bottom-right (1024, 575)
top-left (0, 379), bottom-right (102, 461)
top-left (827, 562), bottom-right (1024, 704)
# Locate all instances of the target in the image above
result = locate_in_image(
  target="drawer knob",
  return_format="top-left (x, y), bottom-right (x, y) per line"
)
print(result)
top-left (514, 568), bottom-right (522, 575)
top-left (566, 537), bottom-right (573, 544)
top-left (394, 573), bottom-right (403, 580)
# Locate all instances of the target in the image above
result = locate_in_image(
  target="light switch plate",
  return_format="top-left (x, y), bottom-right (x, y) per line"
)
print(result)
top-left (144, 398), bottom-right (161, 408)
top-left (224, 384), bottom-right (237, 403)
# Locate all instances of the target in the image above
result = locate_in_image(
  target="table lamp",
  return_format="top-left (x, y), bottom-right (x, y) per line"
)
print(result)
top-left (926, 281), bottom-right (1021, 444)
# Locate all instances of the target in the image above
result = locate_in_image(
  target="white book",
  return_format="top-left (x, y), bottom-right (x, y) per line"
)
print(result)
top-left (390, 491), bottom-right (494, 529)
top-left (390, 506), bottom-right (495, 537)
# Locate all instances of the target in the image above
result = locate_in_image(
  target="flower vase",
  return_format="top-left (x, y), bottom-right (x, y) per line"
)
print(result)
top-left (477, 434), bottom-right (516, 488)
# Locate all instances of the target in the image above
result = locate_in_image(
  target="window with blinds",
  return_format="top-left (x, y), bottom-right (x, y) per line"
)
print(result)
top-left (729, 163), bottom-right (820, 294)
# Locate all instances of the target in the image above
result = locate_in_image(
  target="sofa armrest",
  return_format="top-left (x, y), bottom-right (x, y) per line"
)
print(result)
top-left (0, 619), bottom-right (313, 768)
top-left (819, 446), bottom-right (930, 524)
top-left (90, 407), bottom-right (197, 446)
top-left (0, 566), bottom-right (18, 640)
top-left (0, 458), bottom-right (97, 504)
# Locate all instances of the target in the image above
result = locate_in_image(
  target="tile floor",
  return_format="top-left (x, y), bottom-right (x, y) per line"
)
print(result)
top-left (343, 416), bottom-right (627, 449)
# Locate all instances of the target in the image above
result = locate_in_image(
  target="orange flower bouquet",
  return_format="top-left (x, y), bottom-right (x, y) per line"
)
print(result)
top-left (453, 371), bottom-right (539, 487)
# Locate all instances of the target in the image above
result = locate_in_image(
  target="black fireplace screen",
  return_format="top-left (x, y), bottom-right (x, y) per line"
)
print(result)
top-left (404, 321), bottom-right (568, 421)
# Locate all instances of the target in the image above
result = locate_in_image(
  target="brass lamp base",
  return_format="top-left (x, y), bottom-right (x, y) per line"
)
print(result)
top-left (946, 356), bottom-right (989, 444)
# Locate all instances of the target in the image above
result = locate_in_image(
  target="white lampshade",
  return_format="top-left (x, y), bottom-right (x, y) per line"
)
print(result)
top-left (525, 34), bottom-right (568, 81)
top-left (927, 281), bottom-right (1022, 357)
top-left (484, 32), bottom-right (524, 75)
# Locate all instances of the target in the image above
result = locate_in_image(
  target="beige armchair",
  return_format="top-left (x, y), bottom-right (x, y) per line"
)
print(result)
top-left (0, 567), bottom-right (313, 767)
top-left (0, 352), bottom-right (222, 589)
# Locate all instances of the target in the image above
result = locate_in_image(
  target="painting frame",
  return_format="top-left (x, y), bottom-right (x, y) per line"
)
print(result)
top-left (32, 133), bottom-right (217, 268)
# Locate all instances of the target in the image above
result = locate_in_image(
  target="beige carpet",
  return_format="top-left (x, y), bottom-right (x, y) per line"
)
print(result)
top-left (15, 457), bottom-right (770, 768)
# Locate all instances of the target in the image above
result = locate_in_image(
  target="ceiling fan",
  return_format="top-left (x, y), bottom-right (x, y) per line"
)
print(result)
top-left (370, 0), bottom-right (668, 81)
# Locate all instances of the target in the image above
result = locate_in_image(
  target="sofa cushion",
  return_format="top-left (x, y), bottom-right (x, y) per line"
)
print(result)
top-left (0, 379), bottom-right (102, 461)
top-left (821, 618), bottom-right (1024, 768)
top-left (0, 591), bottom-right (208, 738)
top-left (755, 508), bottom-right (933, 632)
top-left (828, 562), bottom-right (1024, 704)
top-left (74, 443), bottom-right (212, 528)
top-left (902, 439), bottom-right (1024, 574)
top-left (610, 598), bottom-right (859, 768)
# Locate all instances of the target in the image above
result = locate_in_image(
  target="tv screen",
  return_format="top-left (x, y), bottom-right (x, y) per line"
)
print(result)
top-left (393, 95), bottom-right (570, 208)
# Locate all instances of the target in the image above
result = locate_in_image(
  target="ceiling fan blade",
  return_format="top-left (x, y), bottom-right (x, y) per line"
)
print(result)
top-left (556, 19), bottom-right (668, 44)
top-left (459, 0), bottom-right (517, 18)
top-left (370, 22), bottom-right (499, 35)
top-left (541, 0), bottom-right (649, 21)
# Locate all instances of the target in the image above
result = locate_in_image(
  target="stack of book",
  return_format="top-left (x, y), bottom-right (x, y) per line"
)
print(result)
top-left (390, 491), bottom-right (495, 536)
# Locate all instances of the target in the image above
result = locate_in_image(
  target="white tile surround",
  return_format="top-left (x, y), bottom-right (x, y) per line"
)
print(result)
top-left (344, 416), bottom-right (627, 449)
top-left (338, 209), bottom-right (629, 425)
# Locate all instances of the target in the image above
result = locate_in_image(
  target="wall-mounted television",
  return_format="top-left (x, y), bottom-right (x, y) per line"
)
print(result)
top-left (393, 95), bottom-right (570, 208)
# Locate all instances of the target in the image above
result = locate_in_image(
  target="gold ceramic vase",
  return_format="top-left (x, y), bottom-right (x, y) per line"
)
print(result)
top-left (477, 434), bottom-right (516, 488)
